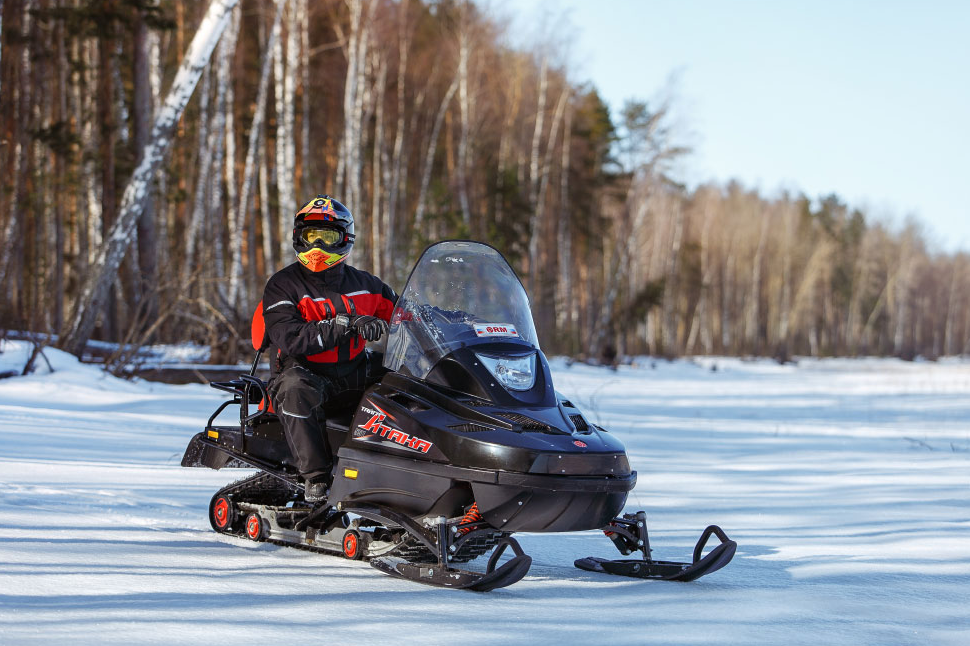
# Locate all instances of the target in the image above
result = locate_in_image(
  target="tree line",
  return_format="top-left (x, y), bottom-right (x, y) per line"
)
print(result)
top-left (1, 0), bottom-right (967, 369)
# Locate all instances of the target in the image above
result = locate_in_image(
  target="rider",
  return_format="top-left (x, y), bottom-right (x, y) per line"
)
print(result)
top-left (262, 195), bottom-right (397, 502)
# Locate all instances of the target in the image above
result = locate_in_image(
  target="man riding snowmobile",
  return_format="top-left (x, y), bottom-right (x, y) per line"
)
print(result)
top-left (184, 239), bottom-right (736, 590)
top-left (261, 195), bottom-right (396, 501)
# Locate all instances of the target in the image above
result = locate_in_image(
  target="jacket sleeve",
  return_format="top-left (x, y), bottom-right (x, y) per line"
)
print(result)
top-left (375, 280), bottom-right (398, 322)
top-left (262, 277), bottom-right (347, 356)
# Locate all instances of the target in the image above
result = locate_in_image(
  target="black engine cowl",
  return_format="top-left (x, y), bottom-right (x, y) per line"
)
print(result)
top-left (329, 370), bottom-right (636, 532)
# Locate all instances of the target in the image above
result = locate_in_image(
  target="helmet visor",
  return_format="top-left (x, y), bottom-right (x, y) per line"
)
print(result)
top-left (301, 227), bottom-right (343, 247)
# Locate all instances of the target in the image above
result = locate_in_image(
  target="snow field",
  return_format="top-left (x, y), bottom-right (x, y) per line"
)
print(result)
top-left (0, 342), bottom-right (968, 645)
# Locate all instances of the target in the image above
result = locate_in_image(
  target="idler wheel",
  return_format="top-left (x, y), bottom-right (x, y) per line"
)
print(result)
top-left (342, 529), bottom-right (362, 560)
top-left (245, 513), bottom-right (265, 541)
top-left (209, 494), bottom-right (236, 533)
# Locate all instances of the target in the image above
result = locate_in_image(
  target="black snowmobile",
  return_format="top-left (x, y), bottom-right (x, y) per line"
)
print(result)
top-left (182, 240), bottom-right (736, 591)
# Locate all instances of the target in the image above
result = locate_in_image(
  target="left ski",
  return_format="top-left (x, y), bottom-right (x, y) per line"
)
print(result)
top-left (575, 513), bottom-right (736, 582)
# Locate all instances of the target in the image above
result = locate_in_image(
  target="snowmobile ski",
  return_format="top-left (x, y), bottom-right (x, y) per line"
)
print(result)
top-left (575, 512), bottom-right (736, 581)
top-left (371, 537), bottom-right (532, 591)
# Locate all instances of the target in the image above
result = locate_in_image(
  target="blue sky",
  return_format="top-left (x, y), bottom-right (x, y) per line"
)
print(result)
top-left (499, 0), bottom-right (970, 252)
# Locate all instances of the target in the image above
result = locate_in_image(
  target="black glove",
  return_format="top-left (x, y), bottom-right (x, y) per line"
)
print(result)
top-left (318, 314), bottom-right (350, 341)
top-left (349, 315), bottom-right (388, 342)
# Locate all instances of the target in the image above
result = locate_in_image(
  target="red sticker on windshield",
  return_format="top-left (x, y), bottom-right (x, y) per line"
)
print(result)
top-left (474, 324), bottom-right (519, 338)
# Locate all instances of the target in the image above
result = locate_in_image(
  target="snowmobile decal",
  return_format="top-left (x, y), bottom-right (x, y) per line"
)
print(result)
top-left (473, 323), bottom-right (519, 338)
top-left (354, 403), bottom-right (433, 454)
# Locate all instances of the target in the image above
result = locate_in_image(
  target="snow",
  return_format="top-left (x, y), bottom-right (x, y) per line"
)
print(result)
top-left (1, 341), bottom-right (968, 645)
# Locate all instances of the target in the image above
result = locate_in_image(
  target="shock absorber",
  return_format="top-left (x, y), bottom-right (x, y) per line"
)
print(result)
top-left (457, 502), bottom-right (483, 535)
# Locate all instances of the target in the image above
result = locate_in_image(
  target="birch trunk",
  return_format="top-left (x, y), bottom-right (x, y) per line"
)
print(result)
top-left (60, 0), bottom-right (241, 357)
top-left (385, 5), bottom-right (413, 269)
top-left (219, 12), bottom-right (238, 284)
top-left (182, 67), bottom-right (212, 284)
top-left (556, 99), bottom-right (573, 337)
top-left (229, 0), bottom-right (284, 312)
top-left (414, 76), bottom-right (459, 229)
top-left (337, 0), bottom-right (365, 202)
top-left (370, 51), bottom-right (388, 274)
top-left (133, 7), bottom-right (157, 320)
top-left (275, 0), bottom-right (297, 265)
top-left (777, 204), bottom-right (794, 355)
top-left (336, 1), bottom-right (360, 197)
top-left (284, 0), bottom-right (298, 200)
top-left (347, 0), bottom-right (375, 213)
top-left (260, 132), bottom-right (274, 271)
top-left (272, 1), bottom-right (286, 263)
top-left (456, 18), bottom-right (472, 230)
top-left (494, 57), bottom-right (522, 228)
top-left (0, 0), bottom-right (4, 97)
top-left (529, 86), bottom-right (567, 296)
top-left (528, 56), bottom-right (548, 215)
top-left (0, 0), bottom-right (32, 308)
top-left (299, 0), bottom-right (310, 194)
top-left (208, 6), bottom-right (238, 284)
top-left (661, 203), bottom-right (684, 353)
top-left (148, 28), bottom-right (167, 274)
top-left (745, 208), bottom-right (770, 349)
top-left (943, 261), bottom-right (960, 355)
top-left (53, 14), bottom-right (68, 330)
top-left (685, 199), bottom-right (714, 355)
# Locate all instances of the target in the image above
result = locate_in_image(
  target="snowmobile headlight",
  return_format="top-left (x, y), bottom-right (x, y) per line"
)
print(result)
top-left (475, 352), bottom-right (537, 391)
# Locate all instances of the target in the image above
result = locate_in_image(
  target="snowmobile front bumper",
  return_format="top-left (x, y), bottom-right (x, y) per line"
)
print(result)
top-left (332, 446), bottom-right (636, 533)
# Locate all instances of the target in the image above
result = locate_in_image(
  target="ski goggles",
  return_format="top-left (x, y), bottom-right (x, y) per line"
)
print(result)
top-left (300, 227), bottom-right (344, 247)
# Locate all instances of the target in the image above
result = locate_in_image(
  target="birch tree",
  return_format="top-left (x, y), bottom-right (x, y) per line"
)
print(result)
top-left (182, 67), bottom-right (213, 284)
top-left (207, 5), bottom-right (239, 285)
top-left (414, 77), bottom-right (459, 229)
top-left (274, 0), bottom-right (298, 265)
top-left (385, 2), bottom-right (415, 268)
top-left (455, 6), bottom-right (472, 230)
top-left (229, 0), bottom-right (284, 312)
top-left (60, 0), bottom-right (241, 357)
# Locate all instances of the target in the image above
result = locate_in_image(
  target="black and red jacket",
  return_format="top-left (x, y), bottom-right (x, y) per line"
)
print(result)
top-left (261, 261), bottom-right (397, 377)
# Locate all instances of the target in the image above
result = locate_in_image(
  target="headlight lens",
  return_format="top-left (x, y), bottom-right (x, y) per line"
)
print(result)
top-left (475, 352), bottom-right (537, 391)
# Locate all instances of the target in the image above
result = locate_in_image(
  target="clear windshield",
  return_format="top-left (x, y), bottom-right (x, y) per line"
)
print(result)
top-left (384, 241), bottom-right (539, 379)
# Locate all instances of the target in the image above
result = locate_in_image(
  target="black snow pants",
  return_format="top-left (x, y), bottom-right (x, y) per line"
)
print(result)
top-left (269, 354), bottom-right (382, 482)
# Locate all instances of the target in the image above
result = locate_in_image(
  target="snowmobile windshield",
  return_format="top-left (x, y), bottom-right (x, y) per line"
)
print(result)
top-left (384, 241), bottom-right (539, 379)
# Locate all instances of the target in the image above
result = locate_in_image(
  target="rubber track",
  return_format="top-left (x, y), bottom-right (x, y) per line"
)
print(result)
top-left (212, 473), bottom-right (507, 564)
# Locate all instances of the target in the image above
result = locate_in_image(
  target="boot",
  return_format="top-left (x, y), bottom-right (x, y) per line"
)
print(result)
top-left (304, 480), bottom-right (329, 503)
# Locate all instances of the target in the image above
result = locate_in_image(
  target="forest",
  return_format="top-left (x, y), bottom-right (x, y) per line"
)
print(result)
top-left (2, 0), bottom-right (969, 370)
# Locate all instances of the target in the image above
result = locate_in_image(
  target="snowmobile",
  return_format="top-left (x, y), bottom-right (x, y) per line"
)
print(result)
top-left (182, 240), bottom-right (736, 591)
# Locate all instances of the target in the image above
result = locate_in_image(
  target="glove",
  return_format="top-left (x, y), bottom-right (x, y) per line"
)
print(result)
top-left (319, 314), bottom-right (350, 340)
top-left (349, 315), bottom-right (388, 342)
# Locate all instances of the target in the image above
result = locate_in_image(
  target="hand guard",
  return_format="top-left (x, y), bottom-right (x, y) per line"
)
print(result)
top-left (349, 315), bottom-right (388, 342)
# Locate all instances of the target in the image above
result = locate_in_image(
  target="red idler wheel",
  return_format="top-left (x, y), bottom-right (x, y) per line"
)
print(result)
top-left (245, 513), bottom-right (265, 541)
top-left (209, 494), bottom-right (236, 533)
top-left (342, 529), bottom-right (362, 560)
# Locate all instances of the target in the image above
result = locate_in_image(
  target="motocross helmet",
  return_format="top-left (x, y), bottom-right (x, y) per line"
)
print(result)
top-left (292, 195), bottom-right (355, 271)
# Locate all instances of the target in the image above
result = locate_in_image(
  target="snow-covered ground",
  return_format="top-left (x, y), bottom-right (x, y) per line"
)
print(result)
top-left (1, 340), bottom-right (968, 645)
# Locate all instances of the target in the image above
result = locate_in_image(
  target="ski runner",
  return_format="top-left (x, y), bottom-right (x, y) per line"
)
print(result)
top-left (261, 195), bottom-right (397, 502)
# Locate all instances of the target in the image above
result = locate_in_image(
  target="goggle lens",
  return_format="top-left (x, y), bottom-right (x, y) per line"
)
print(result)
top-left (301, 227), bottom-right (342, 246)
